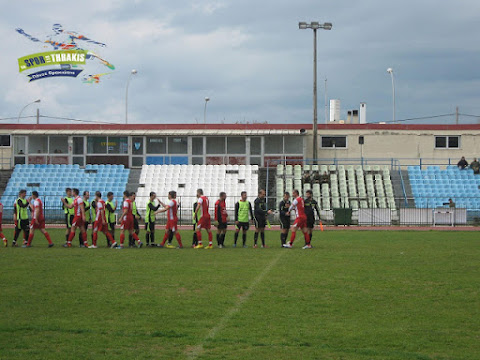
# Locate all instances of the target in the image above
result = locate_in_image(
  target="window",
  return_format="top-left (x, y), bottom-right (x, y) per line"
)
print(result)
top-left (250, 137), bottom-right (261, 155)
top-left (108, 136), bottom-right (128, 154)
top-left (72, 156), bottom-right (84, 166)
top-left (131, 157), bottom-right (144, 167)
top-left (28, 136), bottom-right (48, 153)
top-left (0, 135), bottom-right (11, 147)
top-left (132, 137), bottom-right (143, 155)
top-left (192, 156), bottom-right (204, 165)
top-left (227, 137), bottom-right (246, 154)
top-left (49, 136), bottom-right (68, 154)
top-left (435, 136), bottom-right (460, 149)
top-left (168, 137), bottom-right (188, 154)
top-left (73, 137), bottom-right (84, 155)
top-left (192, 137), bottom-right (204, 155)
top-left (146, 137), bottom-right (166, 154)
top-left (14, 136), bottom-right (26, 155)
top-left (87, 136), bottom-right (107, 154)
top-left (284, 136), bottom-right (303, 154)
top-left (321, 136), bottom-right (347, 148)
top-left (264, 136), bottom-right (283, 154)
top-left (206, 137), bottom-right (225, 154)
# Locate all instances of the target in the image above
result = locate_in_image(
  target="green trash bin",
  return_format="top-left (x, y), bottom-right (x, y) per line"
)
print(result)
top-left (333, 208), bottom-right (353, 226)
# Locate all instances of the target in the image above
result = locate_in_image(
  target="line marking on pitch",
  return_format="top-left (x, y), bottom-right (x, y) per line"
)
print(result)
top-left (186, 251), bottom-right (285, 359)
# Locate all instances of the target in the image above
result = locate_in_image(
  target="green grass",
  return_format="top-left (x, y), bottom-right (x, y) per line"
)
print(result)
top-left (0, 229), bottom-right (479, 360)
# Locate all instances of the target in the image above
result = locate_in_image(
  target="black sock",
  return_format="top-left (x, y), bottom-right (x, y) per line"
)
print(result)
top-left (280, 233), bottom-right (285, 245)
top-left (221, 233), bottom-right (226, 246)
top-left (216, 233), bottom-right (220, 245)
top-left (65, 233), bottom-right (69, 243)
top-left (193, 232), bottom-right (198, 246)
top-left (261, 232), bottom-right (265, 246)
top-left (151, 232), bottom-right (155, 244)
top-left (168, 231), bottom-right (174, 245)
top-left (234, 232), bottom-right (238, 245)
top-left (242, 233), bottom-right (247, 246)
top-left (14, 228), bottom-right (20, 242)
top-left (254, 232), bottom-right (258, 245)
top-left (145, 233), bottom-right (150, 244)
top-left (309, 232), bottom-right (313, 244)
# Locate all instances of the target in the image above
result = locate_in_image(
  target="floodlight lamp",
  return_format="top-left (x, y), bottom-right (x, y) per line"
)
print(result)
top-left (310, 21), bottom-right (320, 29)
top-left (323, 22), bottom-right (333, 30)
top-left (387, 68), bottom-right (393, 74)
top-left (298, 22), bottom-right (308, 29)
top-left (205, 97), bottom-right (210, 102)
top-left (131, 69), bottom-right (138, 75)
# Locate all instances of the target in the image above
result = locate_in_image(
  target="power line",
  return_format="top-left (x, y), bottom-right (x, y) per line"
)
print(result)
top-left (369, 113), bottom-right (455, 124)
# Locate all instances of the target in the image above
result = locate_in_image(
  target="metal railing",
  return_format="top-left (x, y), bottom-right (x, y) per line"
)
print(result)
top-left (2, 195), bottom-right (480, 227)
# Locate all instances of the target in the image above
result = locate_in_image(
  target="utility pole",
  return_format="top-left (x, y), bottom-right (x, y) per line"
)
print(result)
top-left (325, 77), bottom-right (328, 124)
top-left (36, 108), bottom-right (40, 124)
top-left (455, 106), bottom-right (459, 125)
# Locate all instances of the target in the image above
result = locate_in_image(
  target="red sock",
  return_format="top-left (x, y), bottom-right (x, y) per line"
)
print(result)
top-left (175, 232), bottom-right (183, 247)
top-left (67, 230), bottom-right (75, 243)
top-left (27, 233), bottom-right (34, 246)
top-left (304, 232), bottom-right (310, 245)
top-left (208, 232), bottom-right (212, 245)
top-left (161, 232), bottom-right (168, 246)
top-left (44, 232), bottom-right (52, 245)
top-left (290, 232), bottom-right (296, 244)
top-left (133, 233), bottom-right (140, 243)
top-left (105, 231), bottom-right (114, 244)
top-left (196, 231), bottom-right (202, 245)
top-left (93, 232), bottom-right (97, 246)
top-left (0, 232), bottom-right (6, 240)
top-left (82, 232), bottom-right (88, 247)
top-left (120, 233), bottom-right (125, 245)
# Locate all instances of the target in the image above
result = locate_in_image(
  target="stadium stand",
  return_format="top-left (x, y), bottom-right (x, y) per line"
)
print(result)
top-left (275, 164), bottom-right (396, 211)
top-left (135, 164), bottom-right (259, 219)
top-left (1, 164), bottom-right (129, 211)
top-left (409, 165), bottom-right (480, 209)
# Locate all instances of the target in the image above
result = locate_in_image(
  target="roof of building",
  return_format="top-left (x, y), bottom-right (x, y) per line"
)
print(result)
top-left (1, 123), bottom-right (480, 135)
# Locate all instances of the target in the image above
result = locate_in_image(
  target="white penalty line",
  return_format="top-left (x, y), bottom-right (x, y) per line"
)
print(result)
top-left (186, 251), bottom-right (285, 359)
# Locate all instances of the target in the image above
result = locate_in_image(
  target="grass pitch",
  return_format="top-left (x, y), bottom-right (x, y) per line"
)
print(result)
top-left (0, 229), bottom-right (478, 360)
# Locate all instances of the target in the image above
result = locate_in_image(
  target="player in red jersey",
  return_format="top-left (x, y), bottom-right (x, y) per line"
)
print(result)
top-left (62, 188), bottom-right (88, 248)
top-left (283, 189), bottom-right (312, 249)
top-left (0, 201), bottom-right (8, 246)
top-left (194, 188), bottom-right (213, 249)
top-left (118, 191), bottom-right (142, 249)
top-left (89, 191), bottom-right (115, 248)
top-left (214, 192), bottom-right (228, 248)
top-left (157, 190), bottom-right (183, 248)
top-left (23, 191), bottom-right (53, 248)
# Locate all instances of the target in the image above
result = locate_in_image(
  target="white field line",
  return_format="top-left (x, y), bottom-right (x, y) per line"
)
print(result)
top-left (186, 251), bottom-right (285, 359)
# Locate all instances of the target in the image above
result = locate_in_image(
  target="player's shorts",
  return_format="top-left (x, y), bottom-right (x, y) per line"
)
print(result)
top-left (197, 216), bottom-right (211, 230)
top-left (121, 215), bottom-right (134, 231)
top-left (65, 214), bottom-right (74, 229)
top-left (166, 219), bottom-right (178, 232)
top-left (306, 216), bottom-right (315, 229)
top-left (236, 222), bottom-right (249, 231)
top-left (254, 217), bottom-right (266, 229)
top-left (145, 221), bottom-right (155, 232)
top-left (17, 219), bottom-right (29, 231)
top-left (30, 219), bottom-right (45, 230)
top-left (72, 216), bottom-right (85, 228)
top-left (216, 221), bottom-right (227, 230)
top-left (293, 216), bottom-right (307, 229)
top-left (280, 218), bottom-right (291, 230)
top-left (94, 220), bottom-right (107, 233)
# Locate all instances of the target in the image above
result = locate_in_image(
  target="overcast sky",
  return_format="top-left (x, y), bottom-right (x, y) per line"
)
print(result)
top-left (0, 0), bottom-right (479, 125)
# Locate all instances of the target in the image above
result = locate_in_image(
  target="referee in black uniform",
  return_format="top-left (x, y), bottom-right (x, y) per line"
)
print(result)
top-left (253, 189), bottom-right (272, 248)
top-left (278, 191), bottom-right (291, 246)
top-left (304, 189), bottom-right (321, 243)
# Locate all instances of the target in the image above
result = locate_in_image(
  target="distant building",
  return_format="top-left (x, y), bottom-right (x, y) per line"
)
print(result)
top-left (329, 99), bottom-right (341, 122)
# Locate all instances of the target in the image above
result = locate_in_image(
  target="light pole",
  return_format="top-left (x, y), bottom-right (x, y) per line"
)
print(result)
top-left (299, 21), bottom-right (332, 163)
top-left (204, 97), bottom-right (210, 124)
top-left (387, 67), bottom-right (395, 123)
top-left (17, 99), bottom-right (41, 124)
top-left (125, 69), bottom-right (137, 124)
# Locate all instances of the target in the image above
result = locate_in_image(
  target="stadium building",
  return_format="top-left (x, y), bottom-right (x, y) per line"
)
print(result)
top-left (0, 122), bottom-right (479, 226)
